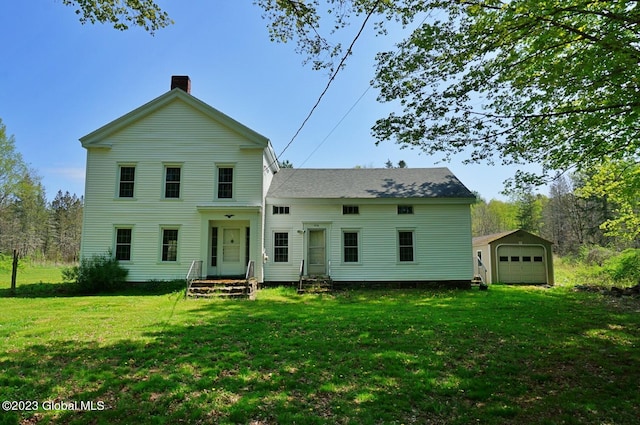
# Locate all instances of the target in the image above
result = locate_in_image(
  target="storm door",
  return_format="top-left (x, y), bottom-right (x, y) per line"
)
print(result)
top-left (307, 229), bottom-right (326, 275)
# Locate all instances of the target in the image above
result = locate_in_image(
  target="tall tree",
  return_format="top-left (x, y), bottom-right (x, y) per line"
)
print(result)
top-left (514, 186), bottom-right (545, 234)
top-left (471, 197), bottom-right (518, 236)
top-left (257, 1), bottom-right (640, 189)
top-left (49, 191), bottom-right (84, 262)
top-left (10, 170), bottom-right (48, 257)
top-left (579, 159), bottom-right (640, 244)
top-left (0, 119), bottom-right (27, 208)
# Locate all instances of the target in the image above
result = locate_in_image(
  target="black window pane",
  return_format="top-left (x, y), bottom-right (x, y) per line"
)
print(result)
top-left (119, 182), bottom-right (134, 197)
top-left (166, 167), bottom-right (181, 181)
top-left (343, 205), bottom-right (359, 214)
top-left (399, 247), bottom-right (414, 262)
top-left (344, 247), bottom-right (358, 262)
top-left (211, 227), bottom-right (218, 266)
top-left (165, 183), bottom-right (180, 198)
top-left (399, 231), bottom-right (413, 246)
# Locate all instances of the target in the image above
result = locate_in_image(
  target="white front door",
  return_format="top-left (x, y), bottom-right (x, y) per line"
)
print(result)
top-left (307, 229), bottom-right (326, 276)
top-left (221, 228), bottom-right (243, 276)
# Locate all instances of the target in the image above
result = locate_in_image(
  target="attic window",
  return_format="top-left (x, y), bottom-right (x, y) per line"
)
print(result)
top-left (273, 206), bottom-right (290, 215)
top-left (342, 205), bottom-right (359, 215)
top-left (397, 205), bottom-right (413, 214)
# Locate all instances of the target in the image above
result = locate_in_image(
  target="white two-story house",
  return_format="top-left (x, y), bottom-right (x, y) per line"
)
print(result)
top-left (80, 76), bottom-right (475, 286)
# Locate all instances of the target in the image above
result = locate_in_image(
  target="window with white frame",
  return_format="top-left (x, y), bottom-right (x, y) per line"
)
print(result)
top-left (397, 205), bottom-right (414, 214)
top-left (398, 230), bottom-right (415, 262)
top-left (118, 165), bottom-right (135, 198)
top-left (273, 232), bottom-right (289, 262)
top-left (342, 205), bottom-right (359, 215)
top-left (343, 231), bottom-right (359, 263)
top-left (272, 206), bottom-right (290, 215)
top-left (161, 228), bottom-right (179, 262)
top-left (115, 228), bottom-right (132, 261)
top-left (217, 167), bottom-right (234, 199)
top-left (164, 166), bottom-right (181, 198)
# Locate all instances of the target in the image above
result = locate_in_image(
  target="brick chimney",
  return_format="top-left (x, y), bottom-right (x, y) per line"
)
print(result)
top-left (171, 76), bottom-right (191, 93)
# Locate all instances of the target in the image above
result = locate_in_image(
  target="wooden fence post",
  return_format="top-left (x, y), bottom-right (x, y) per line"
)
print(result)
top-left (10, 249), bottom-right (18, 296)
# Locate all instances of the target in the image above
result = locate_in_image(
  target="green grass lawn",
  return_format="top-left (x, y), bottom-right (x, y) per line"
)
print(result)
top-left (1, 277), bottom-right (639, 424)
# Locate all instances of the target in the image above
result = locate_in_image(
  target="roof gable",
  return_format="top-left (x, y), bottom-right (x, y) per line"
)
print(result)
top-left (267, 168), bottom-right (475, 200)
top-left (79, 88), bottom-right (270, 149)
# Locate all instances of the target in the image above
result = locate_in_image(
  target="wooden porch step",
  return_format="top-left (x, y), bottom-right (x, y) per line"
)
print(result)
top-left (471, 275), bottom-right (489, 290)
top-left (298, 275), bottom-right (333, 294)
top-left (187, 278), bottom-right (257, 300)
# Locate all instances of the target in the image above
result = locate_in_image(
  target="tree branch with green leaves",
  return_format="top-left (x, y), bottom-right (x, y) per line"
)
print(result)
top-left (256, 0), bottom-right (640, 191)
top-left (61, 0), bottom-right (173, 34)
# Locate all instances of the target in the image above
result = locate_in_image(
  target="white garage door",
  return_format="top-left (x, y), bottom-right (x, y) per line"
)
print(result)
top-left (497, 245), bottom-right (547, 284)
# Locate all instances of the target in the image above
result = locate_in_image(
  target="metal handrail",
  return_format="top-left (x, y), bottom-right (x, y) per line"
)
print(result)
top-left (185, 260), bottom-right (203, 298)
top-left (475, 255), bottom-right (488, 285)
top-left (245, 260), bottom-right (255, 280)
top-left (298, 259), bottom-right (305, 291)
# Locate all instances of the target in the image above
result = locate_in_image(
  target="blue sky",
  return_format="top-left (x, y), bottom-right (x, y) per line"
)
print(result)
top-left (0, 1), bottom-right (539, 201)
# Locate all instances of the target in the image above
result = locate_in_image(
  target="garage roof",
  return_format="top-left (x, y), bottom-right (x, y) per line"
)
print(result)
top-left (473, 229), bottom-right (553, 245)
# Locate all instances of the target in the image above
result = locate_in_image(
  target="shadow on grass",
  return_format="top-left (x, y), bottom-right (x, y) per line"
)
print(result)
top-left (1, 287), bottom-right (639, 424)
top-left (0, 280), bottom-right (186, 299)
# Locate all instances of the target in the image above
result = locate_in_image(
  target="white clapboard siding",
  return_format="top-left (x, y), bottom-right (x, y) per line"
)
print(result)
top-left (263, 199), bottom-right (473, 282)
top-left (81, 94), bottom-right (271, 282)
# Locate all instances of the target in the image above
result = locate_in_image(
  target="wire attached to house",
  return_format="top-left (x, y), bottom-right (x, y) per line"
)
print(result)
top-left (272, 0), bottom-right (383, 167)
top-left (269, 84), bottom-right (373, 194)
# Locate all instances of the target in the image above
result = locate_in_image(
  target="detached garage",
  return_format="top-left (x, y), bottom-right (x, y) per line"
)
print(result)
top-left (473, 229), bottom-right (554, 285)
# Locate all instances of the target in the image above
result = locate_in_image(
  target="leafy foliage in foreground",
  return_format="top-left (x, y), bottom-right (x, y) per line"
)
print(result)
top-left (60, 0), bottom-right (172, 33)
top-left (62, 252), bottom-right (128, 294)
top-left (1, 286), bottom-right (639, 424)
top-left (258, 1), bottom-right (640, 191)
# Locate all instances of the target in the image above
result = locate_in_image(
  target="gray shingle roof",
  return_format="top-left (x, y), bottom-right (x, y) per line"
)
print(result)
top-left (267, 167), bottom-right (475, 199)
